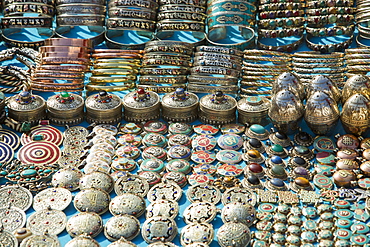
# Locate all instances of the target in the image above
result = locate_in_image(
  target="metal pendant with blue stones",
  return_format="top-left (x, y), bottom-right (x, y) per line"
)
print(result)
top-left (180, 222), bottom-right (214, 246)
top-left (217, 133), bottom-right (243, 150)
top-left (141, 216), bottom-right (178, 243)
top-left (216, 150), bottom-right (242, 164)
top-left (167, 145), bottom-right (191, 160)
top-left (221, 201), bottom-right (256, 226)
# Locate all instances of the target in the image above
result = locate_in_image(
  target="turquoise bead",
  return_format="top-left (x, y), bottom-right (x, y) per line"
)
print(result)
top-left (21, 169), bottom-right (36, 178)
top-left (250, 124), bottom-right (265, 134)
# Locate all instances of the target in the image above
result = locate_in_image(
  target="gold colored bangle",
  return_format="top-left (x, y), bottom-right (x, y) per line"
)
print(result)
top-left (137, 84), bottom-right (185, 93)
top-left (292, 62), bottom-right (344, 68)
top-left (241, 76), bottom-right (276, 81)
top-left (240, 87), bottom-right (271, 95)
top-left (92, 58), bottom-right (141, 64)
top-left (243, 55), bottom-right (291, 63)
top-left (85, 82), bottom-right (136, 92)
top-left (346, 65), bottom-right (370, 71)
top-left (92, 63), bottom-right (141, 69)
top-left (298, 74), bottom-right (344, 79)
top-left (292, 57), bottom-right (343, 63)
top-left (89, 76), bottom-right (137, 83)
top-left (344, 54), bottom-right (370, 59)
top-left (36, 64), bottom-right (89, 72)
top-left (44, 38), bottom-right (92, 47)
top-left (242, 67), bottom-right (289, 72)
top-left (93, 49), bottom-right (144, 54)
top-left (92, 68), bottom-right (139, 75)
top-left (40, 52), bottom-right (90, 58)
top-left (91, 53), bottom-right (142, 59)
top-left (39, 46), bottom-right (91, 53)
top-left (242, 71), bottom-right (284, 76)
top-left (41, 57), bottom-right (90, 65)
top-left (242, 62), bottom-right (291, 69)
top-left (294, 67), bottom-right (345, 74)
top-left (345, 59), bottom-right (370, 65)
top-left (293, 51), bottom-right (344, 58)
top-left (244, 49), bottom-right (292, 57)
top-left (345, 48), bottom-right (370, 54)
top-left (240, 81), bottom-right (272, 87)
top-left (32, 71), bottom-right (85, 79)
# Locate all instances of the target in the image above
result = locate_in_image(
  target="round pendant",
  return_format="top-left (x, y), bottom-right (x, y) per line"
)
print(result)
top-left (142, 146), bottom-right (167, 160)
top-left (85, 160), bottom-right (111, 174)
top-left (193, 163), bottom-right (217, 175)
top-left (180, 222), bottom-right (214, 246)
top-left (142, 133), bottom-right (167, 147)
top-left (147, 182), bottom-right (182, 202)
top-left (168, 134), bottom-right (191, 147)
top-left (351, 234), bottom-right (369, 245)
top-left (303, 220), bottom-right (317, 231)
top-left (302, 206), bottom-right (317, 219)
top-left (140, 158), bottom-right (165, 173)
top-left (64, 126), bottom-right (89, 138)
top-left (21, 234), bottom-right (59, 247)
top-left (335, 218), bottom-right (352, 229)
top-left (162, 172), bottom-right (188, 188)
top-left (188, 173), bottom-right (214, 186)
top-left (109, 193), bottom-right (146, 217)
top-left (18, 141), bottom-right (61, 165)
top-left (0, 185), bottom-right (33, 211)
top-left (192, 134), bottom-right (217, 151)
top-left (51, 167), bottom-right (83, 191)
top-left (119, 122), bottom-right (142, 135)
top-left (358, 178), bottom-right (370, 190)
top-left (115, 144), bottom-right (141, 159)
top-left (114, 174), bottom-right (150, 197)
top-left (217, 222), bottom-right (251, 247)
top-left (0, 206), bottom-right (26, 232)
top-left (117, 134), bottom-right (142, 147)
top-left (313, 174), bottom-right (333, 189)
top-left (258, 203), bottom-right (276, 213)
top-left (0, 129), bottom-right (20, 150)
top-left (142, 216), bottom-right (178, 243)
top-left (183, 201), bottom-right (218, 224)
top-left (315, 164), bottom-right (335, 176)
top-left (111, 157), bottom-right (137, 172)
top-left (110, 171), bottom-right (129, 181)
top-left (193, 124), bottom-right (219, 135)
top-left (191, 150), bottom-right (216, 164)
top-left (301, 231), bottom-right (317, 243)
top-left (0, 142), bottom-right (14, 164)
top-left (65, 235), bottom-right (99, 247)
top-left (146, 199), bottom-right (179, 219)
top-left (27, 208), bottom-right (67, 235)
top-left (168, 122), bottom-right (192, 135)
top-left (66, 212), bottom-right (103, 238)
top-left (351, 222), bottom-right (370, 234)
top-left (186, 184), bottom-right (221, 204)
top-left (167, 145), bottom-right (191, 160)
top-left (217, 164), bottom-right (243, 177)
top-left (74, 188), bottom-right (110, 215)
top-left (33, 187), bottom-right (72, 211)
top-left (221, 187), bottom-right (257, 206)
top-left (166, 159), bottom-right (192, 174)
top-left (79, 171), bottom-right (114, 193)
top-left (335, 229), bottom-right (352, 240)
top-left (256, 221), bottom-right (273, 231)
top-left (216, 150), bottom-right (242, 164)
top-left (313, 136), bottom-right (336, 152)
top-left (221, 202), bottom-right (256, 226)
top-left (104, 215), bottom-right (140, 241)
top-left (93, 124), bottom-right (118, 135)
top-left (217, 133), bottom-right (243, 150)
top-left (220, 123), bottom-right (245, 134)
top-left (143, 120), bottom-right (168, 134)
top-left (21, 125), bottom-right (63, 146)
top-left (316, 152), bottom-right (336, 166)
top-left (334, 209), bottom-right (353, 219)
top-left (92, 134), bottom-right (117, 146)
top-left (138, 171), bottom-right (162, 187)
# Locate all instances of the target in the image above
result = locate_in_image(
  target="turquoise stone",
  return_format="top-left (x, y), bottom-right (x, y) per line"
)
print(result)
top-left (7, 174), bottom-right (15, 178)
top-left (250, 124), bottom-right (265, 134)
top-left (44, 169), bottom-right (52, 173)
top-left (271, 144), bottom-right (283, 152)
top-left (32, 134), bottom-right (44, 141)
top-left (0, 171), bottom-right (7, 176)
top-left (21, 169), bottom-right (37, 178)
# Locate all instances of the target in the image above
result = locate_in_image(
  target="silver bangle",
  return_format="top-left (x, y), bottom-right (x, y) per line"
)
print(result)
top-left (56, 4), bottom-right (106, 15)
top-left (56, 14), bottom-right (105, 26)
top-left (106, 18), bottom-right (156, 31)
top-left (108, 7), bottom-right (156, 20)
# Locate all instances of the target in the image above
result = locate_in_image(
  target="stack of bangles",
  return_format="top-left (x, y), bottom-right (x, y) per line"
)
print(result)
top-left (257, 0), bottom-right (305, 52)
top-left (291, 51), bottom-right (346, 87)
top-left (87, 49), bottom-right (142, 92)
top-left (138, 41), bottom-right (193, 93)
top-left (305, 0), bottom-right (355, 53)
top-left (241, 50), bottom-right (292, 97)
top-left (344, 48), bottom-right (370, 76)
top-left (188, 45), bottom-right (242, 95)
top-left (357, 0), bottom-right (370, 46)
top-left (31, 38), bottom-right (92, 92)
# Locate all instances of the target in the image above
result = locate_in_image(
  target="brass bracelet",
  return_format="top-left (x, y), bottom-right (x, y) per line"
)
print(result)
top-left (346, 65), bottom-right (370, 72)
top-left (108, 0), bottom-right (158, 9)
top-left (94, 49), bottom-right (144, 54)
top-left (259, 9), bottom-right (304, 19)
top-left (294, 67), bottom-right (346, 74)
top-left (32, 70), bottom-right (85, 78)
top-left (93, 63), bottom-right (141, 69)
top-left (196, 45), bottom-right (243, 56)
top-left (85, 82), bottom-right (136, 92)
top-left (187, 75), bottom-right (238, 85)
top-left (4, 3), bottom-right (55, 17)
top-left (243, 55), bottom-right (291, 63)
top-left (137, 84), bottom-right (186, 93)
top-left (240, 80), bottom-right (272, 87)
top-left (39, 46), bottom-right (90, 54)
top-left (41, 56), bottom-right (90, 65)
top-left (92, 58), bottom-right (141, 65)
top-left (1, 16), bottom-right (53, 29)
top-left (108, 8), bottom-right (156, 20)
top-left (142, 58), bottom-right (191, 67)
top-left (259, 2), bottom-right (301, 11)
top-left (242, 66), bottom-right (289, 72)
top-left (194, 52), bottom-right (242, 62)
top-left (298, 73), bottom-right (343, 79)
top-left (190, 66), bottom-right (240, 77)
top-left (91, 53), bottom-right (142, 59)
top-left (44, 38), bottom-right (92, 47)
top-left (306, 33), bottom-right (353, 53)
top-left (187, 83), bottom-right (238, 94)
top-left (140, 67), bottom-right (189, 75)
top-left (292, 61), bottom-right (344, 68)
top-left (305, 7), bottom-right (355, 16)
top-left (292, 57), bottom-right (343, 63)
top-left (139, 75), bottom-right (187, 84)
top-left (56, 15), bottom-right (105, 26)
top-left (244, 49), bottom-right (292, 57)
top-left (257, 35), bottom-right (304, 52)
top-left (157, 11), bottom-right (206, 22)
top-left (156, 20), bottom-right (205, 32)
top-left (241, 76), bottom-right (276, 81)
top-left (242, 71), bottom-right (283, 76)
top-left (56, 4), bottom-right (106, 15)
top-left (106, 18), bottom-right (156, 32)
top-left (159, 4), bottom-right (205, 13)
top-left (36, 64), bottom-right (89, 72)
top-left (92, 68), bottom-right (139, 75)
top-left (89, 76), bottom-right (137, 83)
top-left (242, 62), bottom-right (290, 69)
top-left (40, 52), bottom-right (90, 59)
top-left (345, 59), bottom-right (370, 65)
top-left (293, 51), bottom-right (344, 58)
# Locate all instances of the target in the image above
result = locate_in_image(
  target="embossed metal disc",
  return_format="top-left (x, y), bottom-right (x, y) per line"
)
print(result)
top-left (0, 129), bottom-right (20, 150)
top-left (104, 214), bottom-right (141, 241)
top-left (147, 182), bottom-right (183, 202)
top-left (51, 167), bottom-right (83, 191)
top-left (65, 235), bottom-right (100, 247)
top-left (63, 126), bottom-right (89, 139)
top-left (0, 229), bottom-right (18, 247)
top-left (0, 185), bottom-right (33, 211)
top-left (217, 222), bottom-right (251, 247)
top-left (109, 193), bottom-right (146, 217)
top-left (186, 184), bottom-right (221, 204)
top-left (114, 174), bottom-right (150, 197)
top-left (21, 125), bottom-right (63, 146)
top-left (33, 187), bottom-right (72, 211)
top-left (74, 188), bottom-right (110, 215)
top-left (93, 124), bottom-right (118, 135)
top-left (146, 199), bottom-right (179, 219)
top-left (18, 141), bottom-right (61, 165)
top-left (27, 209), bottom-right (67, 236)
top-left (147, 242), bottom-right (178, 247)
top-left (0, 206), bottom-right (26, 231)
top-left (107, 238), bottom-right (137, 247)
top-left (221, 187), bottom-right (258, 206)
top-left (180, 222), bottom-right (214, 246)
top-left (142, 216), bottom-right (178, 243)
top-left (66, 212), bottom-right (103, 238)
top-left (20, 234), bottom-right (60, 247)
top-left (183, 201), bottom-right (218, 224)
top-left (0, 142), bottom-right (14, 164)
top-left (79, 171), bottom-right (114, 193)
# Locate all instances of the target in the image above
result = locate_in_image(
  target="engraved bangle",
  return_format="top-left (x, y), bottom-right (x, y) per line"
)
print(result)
top-left (187, 83), bottom-right (239, 94)
top-left (242, 71), bottom-right (283, 76)
top-left (207, 12), bottom-right (255, 29)
top-left (258, 27), bottom-right (304, 38)
top-left (207, 0), bottom-right (256, 14)
top-left (85, 82), bottom-right (136, 92)
top-left (4, 0), bottom-right (54, 5)
top-left (108, 0), bottom-right (158, 9)
top-left (92, 63), bottom-right (140, 69)
top-left (144, 46), bottom-right (193, 55)
top-left (56, 15), bottom-right (105, 26)
top-left (107, 18), bottom-right (156, 32)
top-left (194, 51), bottom-right (242, 62)
top-left (91, 53), bottom-right (142, 59)
top-left (306, 7), bottom-right (355, 16)
top-left (108, 8), bottom-right (156, 20)
top-left (40, 52), bottom-right (90, 58)
top-left (105, 29), bottom-right (154, 50)
top-left (94, 49), bottom-right (143, 54)
top-left (2, 28), bottom-right (54, 49)
top-left (40, 57), bottom-right (90, 65)
top-left (243, 55), bottom-right (291, 63)
top-left (258, 2), bottom-right (302, 11)
top-left (57, 0), bottom-right (105, 4)
top-left (292, 61), bottom-right (344, 68)
top-left (190, 66), bottom-right (240, 77)
top-left (345, 59), bottom-right (370, 65)
top-left (193, 58), bottom-right (241, 70)
top-left (159, 4), bottom-right (205, 13)
top-left (194, 55), bottom-right (241, 65)
top-left (3, 3), bottom-right (55, 17)
top-left (40, 46), bottom-right (90, 54)
top-left (139, 75), bottom-right (187, 84)
top-left (259, 9), bottom-right (304, 19)
top-left (345, 48), bottom-right (370, 54)
top-left (89, 76), bottom-right (137, 83)
top-left (240, 81), bottom-right (271, 87)
top-left (140, 67), bottom-right (189, 75)
top-left (207, 25), bottom-right (255, 51)
top-left (1, 16), bottom-right (53, 29)
top-left (93, 58), bottom-right (141, 64)
top-left (31, 83), bottom-right (84, 92)
top-left (56, 4), bottom-right (106, 15)
top-left (44, 37), bottom-right (92, 47)
top-left (306, 34), bottom-right (353, 53)
top-left (293, 51), bottom-right (344, 58)
top-left (143, 53), bottom-right (191, 61)
top-left (346, 65), bottom-right (370, 72)
top-left (241, 76), bottom-right (275, 81)
top-left (257, 35), bottom-right (304, 52)
top-left (242, 62), bottom-right (290, 69)
top-left (159, 0), bottom-right (206, 6)
top-left (258, 17), bottom-right (305, 29)
top-left (92, 68), bottom-right (139, 75)
top-left (196, 45), bottom-right (243, 56)
top-left (55, 26), bottom-right (106, 46)
top-left (306, 0), bottom-right (354, 8)
top-left (142, 58), bottom-right (191, 67)
top-left (145, 40), bottom-right (194, 49)
top-left (37, 64), bottom-right (88, 71)
top-left (306, 14), bottom-right (354, 27)
top-left (156, 20), bottom-right (205, 32)
top-left (33, 70), bottom-right (85, 77)
top-left (137, 84), bottom-right (186, 93)
top-left (157, 11), bottom-right (206, 22)
top-left (293, 67), bottom-right (345, 74)
top-left (242, 66), bottom-right (288, 72)
top-left (355, 35), bottom-right (370, 48)
top-left (188, 74), bottom-right (238, 85)
top-left (292, 57), bottom-right (343, 63)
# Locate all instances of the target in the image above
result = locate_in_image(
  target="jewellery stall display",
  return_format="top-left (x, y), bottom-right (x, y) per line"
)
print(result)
top-left (1, 1), bottom-right (370, 247)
